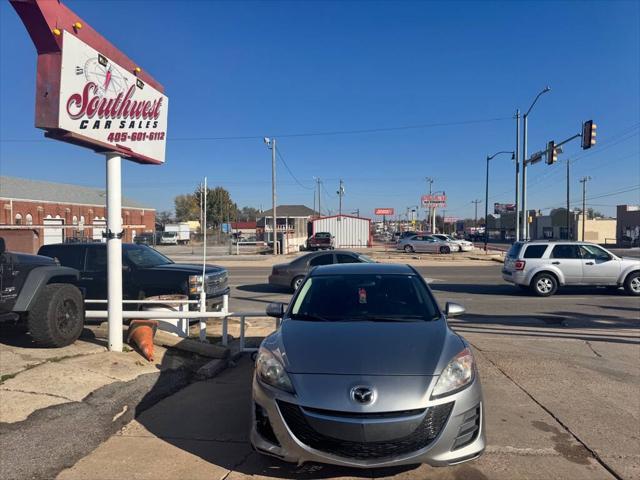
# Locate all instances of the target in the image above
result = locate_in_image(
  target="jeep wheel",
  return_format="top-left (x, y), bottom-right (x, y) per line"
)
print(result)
top-left (404, 245), bottom-right (414, 253)
top-left (439, 246), bottom-right (451, 254)
top-left (623, 271), bottom-right (640, 296)
top-left (531, 273), bottom-right (558, 297)
top-left (29, 283), bottom-right (84, 347)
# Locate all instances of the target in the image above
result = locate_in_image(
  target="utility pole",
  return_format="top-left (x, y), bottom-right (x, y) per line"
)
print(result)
top-left (337, 179), bottom-right (345, 218)
top-left (566, 160), bottom-right (571, 239)
top-left (425, 177), bottom-right (434, 233)
top-left (515, 109), bottom-right (521, 241)
top-left (471, 199), bottom-right (482, 229)
top-left (317, 178), bottom-right (321, 217)
top-left (264, 137), bottom-right (277, 255)
top-left (580, 176), bottom-right (591, 241)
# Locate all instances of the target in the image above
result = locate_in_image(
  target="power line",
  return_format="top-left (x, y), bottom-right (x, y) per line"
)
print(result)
top-left (0, 115), bottom-right (511, 143)
top-left (275, 147), bottom-right (314, 190)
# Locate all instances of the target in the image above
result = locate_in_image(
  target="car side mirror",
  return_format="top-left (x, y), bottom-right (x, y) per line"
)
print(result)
top-left (445, 302), bottom-right (465, 317)
top-left (122, 264), bottom-right (132, 273)
top-left (266, 302), bottom-right (286, 318)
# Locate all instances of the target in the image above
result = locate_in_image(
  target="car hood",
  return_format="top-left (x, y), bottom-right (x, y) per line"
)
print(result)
top-left (620, 257), bottom-right (640, 264)
top-left (12, 253), bottom-right (57, 265)
top-left (142, 263), bottom-right (226, 275)
top-left (274, 318), bottom-right (462, 376)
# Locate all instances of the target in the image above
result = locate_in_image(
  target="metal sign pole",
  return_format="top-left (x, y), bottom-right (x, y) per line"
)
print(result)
top-left (106, 152), bottom-right (123, 352)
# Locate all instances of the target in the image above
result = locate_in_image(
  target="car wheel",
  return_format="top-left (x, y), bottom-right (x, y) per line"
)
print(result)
top-left (440, 246), bottom-right (451, 254)
top-left (623, 271), bottom-right (640, 296)
top-left (404, 245), bottom-right (414, 253)
top-left (291, 276), bottom-right (305, 292)
top-left (29, 283), bottom-right (85, 347)
top-left (531, 273), bottom-right (558, 297)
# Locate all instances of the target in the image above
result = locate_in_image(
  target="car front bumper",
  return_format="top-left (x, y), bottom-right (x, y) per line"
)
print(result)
top-left (251, 375), bottom-right (485, 468)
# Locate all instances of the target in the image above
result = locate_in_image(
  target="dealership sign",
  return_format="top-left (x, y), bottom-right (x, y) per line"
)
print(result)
top-left (494, 203), bottom-right (516, 214)
top-left (421, 194), bottom-right (447, 208)
top-left (374, 208), bottom-right (394, 216)
top-left (58, 32), bottom-right (168, 164)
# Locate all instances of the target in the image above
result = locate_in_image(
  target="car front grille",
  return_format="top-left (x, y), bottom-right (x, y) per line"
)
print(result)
top-left (452, 404), bottom-right (481, 450)
top-left (205, 272), bottom-right (228, 294)
top-left (277, 401), bottom-right (453, 460)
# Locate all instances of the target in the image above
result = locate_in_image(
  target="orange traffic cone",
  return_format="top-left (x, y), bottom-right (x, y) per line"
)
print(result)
top-left (127, 320), bottom-right (158, 362)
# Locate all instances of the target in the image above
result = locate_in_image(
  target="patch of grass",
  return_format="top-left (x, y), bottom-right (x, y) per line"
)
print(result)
top-left (0, 372), bottom-right (18, 384)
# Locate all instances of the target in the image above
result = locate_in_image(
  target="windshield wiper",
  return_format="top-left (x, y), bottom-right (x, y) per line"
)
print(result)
top-left (357, 316), bottom-right (425, 322)
top-left (290, 313), bottom-right (331, 322)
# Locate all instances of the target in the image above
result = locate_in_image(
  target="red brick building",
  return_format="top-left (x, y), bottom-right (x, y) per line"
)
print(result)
top-left (0, 176), bottom-right (155, 253)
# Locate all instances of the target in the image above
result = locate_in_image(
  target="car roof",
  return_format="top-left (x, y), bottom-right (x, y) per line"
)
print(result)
top-left (311, 263), bottom-right (414, 276)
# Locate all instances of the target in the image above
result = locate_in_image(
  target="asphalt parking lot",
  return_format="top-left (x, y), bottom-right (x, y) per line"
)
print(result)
top-left (54, 262), bottom-right (640, 480)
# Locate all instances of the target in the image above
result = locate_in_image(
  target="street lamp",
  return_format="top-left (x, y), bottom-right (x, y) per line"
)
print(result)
top-left (485, 151), bottom-right (515, 252)
top-left (264, 137), bottom-right (277, 255)
top-left (521, 86), bottom-right (551, 240)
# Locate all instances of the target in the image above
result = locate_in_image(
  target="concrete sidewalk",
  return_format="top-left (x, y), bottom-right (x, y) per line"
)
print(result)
top-left (58, 354), bottom-right (615, 480)
top-left (0, 329), bottom-right (208, 480)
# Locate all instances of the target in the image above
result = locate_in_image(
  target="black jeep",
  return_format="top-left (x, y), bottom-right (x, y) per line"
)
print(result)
top-left (0, 237), bottom-right (85, 347)
top-left (37, 243), bottom-right (229, 310)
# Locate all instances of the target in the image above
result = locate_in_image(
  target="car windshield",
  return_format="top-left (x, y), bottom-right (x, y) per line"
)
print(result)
top-left (124, 245), bottom-right (173, 267)
top-left (290, 274), bottom-right (439, 322)
top-left (315, 232), bottom-right (331, 238)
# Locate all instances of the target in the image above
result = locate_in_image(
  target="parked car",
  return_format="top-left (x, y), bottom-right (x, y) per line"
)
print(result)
top-left (0, 237), bottom-right (84, 347)
top-left (134, 232), bottom-right (160, 246)
top-left (397, 235), bottom-right (455, 254)
top-left (432, 234), bottom-right (474, 252)
top-left (502, 241), bottom-right (640, 297)
top-left (306, 232), bottom-right (335, 251)
top-left (269, 250), bottom-right (375, 291)
top-left (38, 243), bottom-right (230, 310)
top-left (253, 263), bottom-right (485, 467)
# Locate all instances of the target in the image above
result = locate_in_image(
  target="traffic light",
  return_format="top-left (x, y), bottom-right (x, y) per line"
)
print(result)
top-left (582, 120), bottom-right (597, 149)
top-left (546, 140), bottom-right (558, 164)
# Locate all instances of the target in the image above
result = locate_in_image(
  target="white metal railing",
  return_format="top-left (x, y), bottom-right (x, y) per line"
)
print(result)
top-left (84, 294), bottom-right (279, 352)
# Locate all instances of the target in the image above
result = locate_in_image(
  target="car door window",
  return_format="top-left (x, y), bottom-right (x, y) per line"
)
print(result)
top-left (40, 247), bottom-right (85, 270)
top-left (580, 245), bottom-right (611, 261)
top-left (309, 254), bottom-right (333, 267)
top-left (85, 247), bottom-right (108, 272)
top-left (550, 245), bottom-right (581, 259)
top-left (337, 253), bottom-right (360, 264)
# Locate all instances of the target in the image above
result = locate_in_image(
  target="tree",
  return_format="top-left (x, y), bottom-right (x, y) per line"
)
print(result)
top-left (194, 185), bottom-right (237, 228)
top-left (238, 206), bottom-right (259, 221)
top-left (156, 211), bottom-right (173, 226)
top-left (174, 194), bottom-right (199, 222)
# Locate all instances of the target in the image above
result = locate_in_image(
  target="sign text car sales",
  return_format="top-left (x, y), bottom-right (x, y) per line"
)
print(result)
top-left (59, 31), bottom-right (168, 163)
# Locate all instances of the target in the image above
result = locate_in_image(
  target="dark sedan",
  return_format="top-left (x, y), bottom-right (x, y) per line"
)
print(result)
top-left (268, 250), bottom-right (375, 291)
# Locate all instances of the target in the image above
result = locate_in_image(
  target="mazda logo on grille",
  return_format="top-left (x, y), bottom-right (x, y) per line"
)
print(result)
top-left (350, 386), bottom-right (375, 405)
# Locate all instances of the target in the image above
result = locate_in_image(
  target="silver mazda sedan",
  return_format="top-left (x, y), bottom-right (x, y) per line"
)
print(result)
top-left (251, 263), bottom-right (485, 468)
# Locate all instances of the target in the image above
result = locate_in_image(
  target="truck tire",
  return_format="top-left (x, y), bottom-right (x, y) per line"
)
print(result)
top-left (291, 276), bottom-right (305, 292)
top-left (28, 283), bottom-right (84, 347)
top-left (623, 271), bottom-right (640, 296)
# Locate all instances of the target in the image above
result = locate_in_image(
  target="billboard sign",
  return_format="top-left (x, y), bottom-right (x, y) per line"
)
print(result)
top-left (59, 31), bottom-right (168, 164)
top-left (443, 216), bottom-right (459, 223)
top-left (374, 208), bottom-right (394, 216)
top-left (421, 194), bottom-right (447, 208)
top-left (494, 203), bottom-right (516, 215)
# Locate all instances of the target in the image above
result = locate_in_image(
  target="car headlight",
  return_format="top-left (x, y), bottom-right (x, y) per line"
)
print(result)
top-left (189, 275), bottom-right (203, 295)
top-left (256, 348), bottom-right (294, 393)
top-left (431, 347), bottom-right (475, 399)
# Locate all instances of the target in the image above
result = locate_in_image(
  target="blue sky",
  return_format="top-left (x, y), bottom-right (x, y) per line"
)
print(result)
top-left (1, 0), bottom-right (638, 220)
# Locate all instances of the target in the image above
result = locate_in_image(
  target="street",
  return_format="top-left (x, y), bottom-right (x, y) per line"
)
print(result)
top-left (56, 262), bottom-right (640, 480)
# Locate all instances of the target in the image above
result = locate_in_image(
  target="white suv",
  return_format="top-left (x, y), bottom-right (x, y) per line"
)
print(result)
top-left (502, 241), bottom-right (640, 297)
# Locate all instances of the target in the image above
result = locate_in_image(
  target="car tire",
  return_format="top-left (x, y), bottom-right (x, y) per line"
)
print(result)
top-left (440, 246), bottom-right (451, 254)
top-left (291, 276), bottom-right (305, 292)
top-left (530, 273), bottom-right (558, 297)
top-left (404, 245), bottom-right (414, 253)
top-left (623, 271), bottom-right (640, 296)
top-left (29, 283), bottom-right (85, 347)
